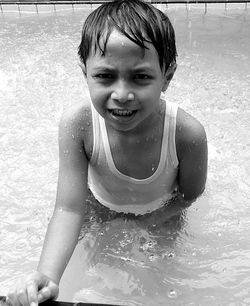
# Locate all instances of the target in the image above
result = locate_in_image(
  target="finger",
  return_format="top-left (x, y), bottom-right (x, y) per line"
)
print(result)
top-left (37, 287), bottom-right (52, 304)
top-left (37, 282), bottom-right (58, 304)
top-left (5, 296), bottom-right (11, 305)
top-left (15, 287), bottom-right (30, 306)
top-left (26, 280), bottom-right (38, 306)
top-left (6, 294), bottom-right (19, 306)
top-left (47, 281), bottom-right (59, 300)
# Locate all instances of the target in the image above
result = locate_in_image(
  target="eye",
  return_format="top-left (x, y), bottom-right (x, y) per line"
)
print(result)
top-left (94, 73), bottom-right (114, 79)
top-left (134, 74), bottom-right (151, 80)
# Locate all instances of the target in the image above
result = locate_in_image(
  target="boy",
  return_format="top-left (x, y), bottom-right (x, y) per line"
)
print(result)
top-left (7, 0), bottom-right (207, 305)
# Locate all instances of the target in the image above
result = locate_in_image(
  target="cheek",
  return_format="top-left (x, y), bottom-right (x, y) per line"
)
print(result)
top-left (89, 90), bottom-right (101, 105)
top-left (88, 85), bottom-right (109, 111)
top-left (139, 84), bottom-right (162, 100)
top-left (88, 80), bottom-right (103, 99)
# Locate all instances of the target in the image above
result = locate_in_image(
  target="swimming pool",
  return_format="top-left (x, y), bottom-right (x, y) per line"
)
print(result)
top-left (0, 3), bottom-right (250, 305)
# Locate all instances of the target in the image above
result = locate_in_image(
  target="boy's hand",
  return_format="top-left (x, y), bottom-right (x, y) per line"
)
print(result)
top-left (6, 272), bottom-right (59, 306)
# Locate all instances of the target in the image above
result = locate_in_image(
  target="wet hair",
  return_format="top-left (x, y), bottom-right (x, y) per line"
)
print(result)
top-left (78, 0), bottom-right (177, 73)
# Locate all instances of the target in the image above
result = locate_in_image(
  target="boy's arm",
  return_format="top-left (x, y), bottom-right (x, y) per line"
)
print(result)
top-left (37, 109), bottom-right (89, 284)
top-left (7, 107), bottom-right (90, 306)
top-left (176, 108), bottom-right (208, 201)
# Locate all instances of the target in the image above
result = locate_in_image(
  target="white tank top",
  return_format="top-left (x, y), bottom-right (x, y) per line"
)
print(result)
top-left (88, 101), bottom-right (179, 215)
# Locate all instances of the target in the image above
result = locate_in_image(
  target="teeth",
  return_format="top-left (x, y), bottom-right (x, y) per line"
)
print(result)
top-left (112, 109), bottom-right (134, 116)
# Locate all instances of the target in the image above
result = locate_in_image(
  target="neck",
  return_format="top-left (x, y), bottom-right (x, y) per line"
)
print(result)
top-left (107, 99), bottom-right (165, 139)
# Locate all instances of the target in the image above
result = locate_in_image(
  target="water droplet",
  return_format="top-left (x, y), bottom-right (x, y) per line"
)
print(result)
top-left (120, 241), bottom-right (127, 247)
top-left (168, 252), bottom-right (175, 258)
top-left (168, 289), bottom-right (177, 299)
top-left (148, 254), bottom-right (157, 261)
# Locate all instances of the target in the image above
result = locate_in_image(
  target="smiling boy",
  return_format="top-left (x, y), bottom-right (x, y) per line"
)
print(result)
top-left (7, 1), bottom-right (207, 305)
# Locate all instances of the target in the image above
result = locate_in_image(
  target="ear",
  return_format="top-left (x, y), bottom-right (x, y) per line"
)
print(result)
top-left (162, 62), bottom-right (177, 92)
top-left (78, 61), bottom-right (87, 78)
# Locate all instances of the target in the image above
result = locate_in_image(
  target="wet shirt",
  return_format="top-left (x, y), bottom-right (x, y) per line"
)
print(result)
top-left (88, 101), bottom-right (179, 215)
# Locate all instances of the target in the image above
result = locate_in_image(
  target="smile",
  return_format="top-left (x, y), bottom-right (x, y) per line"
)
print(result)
top-left (110, 109), bottom-right (137, 117)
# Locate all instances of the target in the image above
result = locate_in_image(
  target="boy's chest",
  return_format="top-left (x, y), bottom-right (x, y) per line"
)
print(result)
top-left (109, 134), bottom-right (163, 180)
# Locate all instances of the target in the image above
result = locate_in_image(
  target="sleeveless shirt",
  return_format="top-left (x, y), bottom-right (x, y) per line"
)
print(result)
top-left (87, 101), bottom-right (179, 215)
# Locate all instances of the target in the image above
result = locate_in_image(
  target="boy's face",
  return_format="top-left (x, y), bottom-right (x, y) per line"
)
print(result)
top-left (84, 30), bottom-right (174, 132)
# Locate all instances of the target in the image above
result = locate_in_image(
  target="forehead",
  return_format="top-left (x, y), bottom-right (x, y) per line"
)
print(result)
top-left (88, 30), bottom-right (160, 67)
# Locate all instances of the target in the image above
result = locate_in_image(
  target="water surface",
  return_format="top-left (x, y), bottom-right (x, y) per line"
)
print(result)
top-left (0, 4), bottom-right (250, 305)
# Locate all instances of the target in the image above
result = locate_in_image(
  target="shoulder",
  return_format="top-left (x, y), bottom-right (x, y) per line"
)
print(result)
top-left (59, 102), bottom-right (91, 131)
top-left (59, 101), bottom-right (93, 160)
top-left (175, 107), bottom-right (208, 200)
top-left (176, 107), bottom-right (207, 159)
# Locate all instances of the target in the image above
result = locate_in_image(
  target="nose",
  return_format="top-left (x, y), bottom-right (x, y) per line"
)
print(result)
top-left (111, 79), bottom-right (134, 103)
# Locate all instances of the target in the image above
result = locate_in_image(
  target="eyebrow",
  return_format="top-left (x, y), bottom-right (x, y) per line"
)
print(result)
top-left (91, 64), bottom-right (114, 70)
top-left (131, 61), bottom-right (160, 73)
top-left (133, 67), bottom-right (156, 73)
top-left (92, 65), bottom-right (157, 74)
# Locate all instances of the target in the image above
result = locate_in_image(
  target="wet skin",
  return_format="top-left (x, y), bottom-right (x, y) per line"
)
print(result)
top-left (83, 30), bottom-right (171, 134)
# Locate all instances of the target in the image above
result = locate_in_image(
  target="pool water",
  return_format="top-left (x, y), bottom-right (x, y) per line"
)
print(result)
top-left (0, 4), bottom-right (250, 305)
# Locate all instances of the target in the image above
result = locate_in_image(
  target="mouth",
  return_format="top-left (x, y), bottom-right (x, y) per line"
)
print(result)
top-left (109, 109), bottom-right (137, 117)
